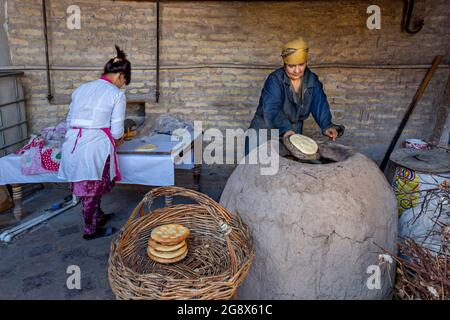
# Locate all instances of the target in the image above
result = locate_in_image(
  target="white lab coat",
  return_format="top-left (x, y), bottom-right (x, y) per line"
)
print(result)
top-left (58, 79), bottom-right (126, 182)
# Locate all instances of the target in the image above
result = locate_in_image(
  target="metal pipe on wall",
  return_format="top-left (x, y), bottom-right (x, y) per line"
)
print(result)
top-left (155, 0), bottom-right (160, 103)
top-left (404, 0), bottom-right (424, 34)
top-left (36, 0), bottom-right (430, 101)
top-left (41, 0), bottom-right (53, 102)
top-left (1, 64), bottom-right (449, 72)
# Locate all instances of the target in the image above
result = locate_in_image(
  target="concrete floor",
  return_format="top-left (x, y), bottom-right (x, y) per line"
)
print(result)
top-left (0, 165), bottom-right (235, 299)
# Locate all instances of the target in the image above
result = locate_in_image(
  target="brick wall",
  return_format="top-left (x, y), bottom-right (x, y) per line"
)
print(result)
top-left (4, 0), bottom-right (450, 162)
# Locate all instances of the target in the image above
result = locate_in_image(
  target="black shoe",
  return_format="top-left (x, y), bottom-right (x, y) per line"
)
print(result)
top-left (83, 227), bottom-right (117, 240)
top-left (97, 213), bottom-right (115, 227)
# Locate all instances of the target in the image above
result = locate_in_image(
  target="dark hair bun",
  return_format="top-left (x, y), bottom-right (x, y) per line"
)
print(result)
top-left (103, 45), bottom-right (131, 85)
top-left (115, 45), bottom-right (127, 60)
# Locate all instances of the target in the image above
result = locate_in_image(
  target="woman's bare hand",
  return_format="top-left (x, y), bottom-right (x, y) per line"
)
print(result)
top-left (115, 136), bottom-right (125, 147)
top-left (283, 130), bottom-right (296, 138)
top-left (324, 128), bottom-right (338, 141)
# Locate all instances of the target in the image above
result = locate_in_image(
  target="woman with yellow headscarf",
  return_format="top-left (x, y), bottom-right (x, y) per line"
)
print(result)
top-left (248, 37), bottom-right (344, 155)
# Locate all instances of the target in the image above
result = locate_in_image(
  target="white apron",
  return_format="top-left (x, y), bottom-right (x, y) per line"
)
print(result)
top-left (58, 79), bottom-right (126, 182)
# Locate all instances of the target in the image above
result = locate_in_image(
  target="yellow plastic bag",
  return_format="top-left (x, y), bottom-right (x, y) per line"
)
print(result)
top-left (392, 167), bottom-right (419, 215)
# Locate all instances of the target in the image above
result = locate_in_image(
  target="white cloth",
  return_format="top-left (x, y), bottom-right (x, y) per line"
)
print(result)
top-left (0, 154), bottom-right (175, 186)
top-left (58, 79), bottom-right (126, 182)
top-left (0, 131), bottom-right (200, 186)
top-left (118, 154), bottom-right (175, 185)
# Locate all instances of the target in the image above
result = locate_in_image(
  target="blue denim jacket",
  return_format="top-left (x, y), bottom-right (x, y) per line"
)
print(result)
top-left (250, 67), bottom-right (343, 137)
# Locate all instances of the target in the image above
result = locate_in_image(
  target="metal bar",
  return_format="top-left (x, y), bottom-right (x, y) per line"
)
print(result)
top-left (155, 0), bottom-right (161, 103)
top-left (15, 77), bottom-right (26, 140)
top-left (0, 199), bottom-right (79, 242)
top-left (0, 120), bottom-right (28, 132)
top-left (41, 0), bottom-right (53, 102)
top-left (19, 125), bottom-right (25, 140)
top-left (0, 71), bottom-right (24, 78)
top-left (14, 77), bottom-right (19, 100)
top-left (14, 78), bottom-right (22, 122)
top-left (0, 137), bottom-right (30, 151)
top-left (0, 99), bottom-right (25, 109)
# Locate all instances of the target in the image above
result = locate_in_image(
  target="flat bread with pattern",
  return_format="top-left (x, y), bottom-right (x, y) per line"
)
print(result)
top-left (148, 239), bottom-right (187, 252)
top-left (148, 249), bottom-right (188, 264)
top-left (150, 224), bottom-right (190, 245)
top-left (289, 134), bottom-right (319, 155)
top-left (148, 243), bottom-right (188, 260)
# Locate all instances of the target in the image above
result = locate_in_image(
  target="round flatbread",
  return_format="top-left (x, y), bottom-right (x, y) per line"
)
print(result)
top-left (148, 248), bottom-right (188, 264)
top-left (136, 143), bottom-right (157, 151)
top-left (289, 134), bottom-right (318, 155)
top-left (151, 224), bottom-right (190, 245)
top-left (148, 243), bottom-right (188, 259)
top-left (148, 239), bottom-right (186, 252)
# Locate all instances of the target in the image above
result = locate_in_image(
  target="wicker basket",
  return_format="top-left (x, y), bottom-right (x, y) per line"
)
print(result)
top-left (108, 186), bottom-right (255, 300)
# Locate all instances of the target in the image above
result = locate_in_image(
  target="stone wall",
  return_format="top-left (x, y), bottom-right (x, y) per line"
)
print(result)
top-left (3, 0), bottom-right (450, 162)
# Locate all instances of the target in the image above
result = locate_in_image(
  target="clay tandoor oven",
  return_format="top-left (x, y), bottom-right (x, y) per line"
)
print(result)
top-left (220, 142), bottom-right (398, 299)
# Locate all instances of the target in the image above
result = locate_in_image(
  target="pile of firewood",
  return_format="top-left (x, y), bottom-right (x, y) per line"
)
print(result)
top-left (390, 229), bottom-right (449, 300)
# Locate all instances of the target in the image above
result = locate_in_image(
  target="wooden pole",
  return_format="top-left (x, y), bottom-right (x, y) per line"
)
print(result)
top-left (380, 55), bottom-right (443, 171)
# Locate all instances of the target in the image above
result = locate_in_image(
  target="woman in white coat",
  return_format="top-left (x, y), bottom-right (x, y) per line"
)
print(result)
top-left (58, 46), bottom-right (131, 240)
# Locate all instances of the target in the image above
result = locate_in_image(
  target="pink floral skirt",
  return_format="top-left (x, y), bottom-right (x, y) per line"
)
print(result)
top-left (71, 156), bottom-right (114, 197)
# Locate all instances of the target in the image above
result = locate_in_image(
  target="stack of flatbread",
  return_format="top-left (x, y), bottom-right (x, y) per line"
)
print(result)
top-left (147, 224), bottom-right (190, 264)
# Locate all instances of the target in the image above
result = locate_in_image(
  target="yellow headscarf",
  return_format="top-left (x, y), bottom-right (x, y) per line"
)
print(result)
top-left (281, 37), bottom-right (309, 65)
